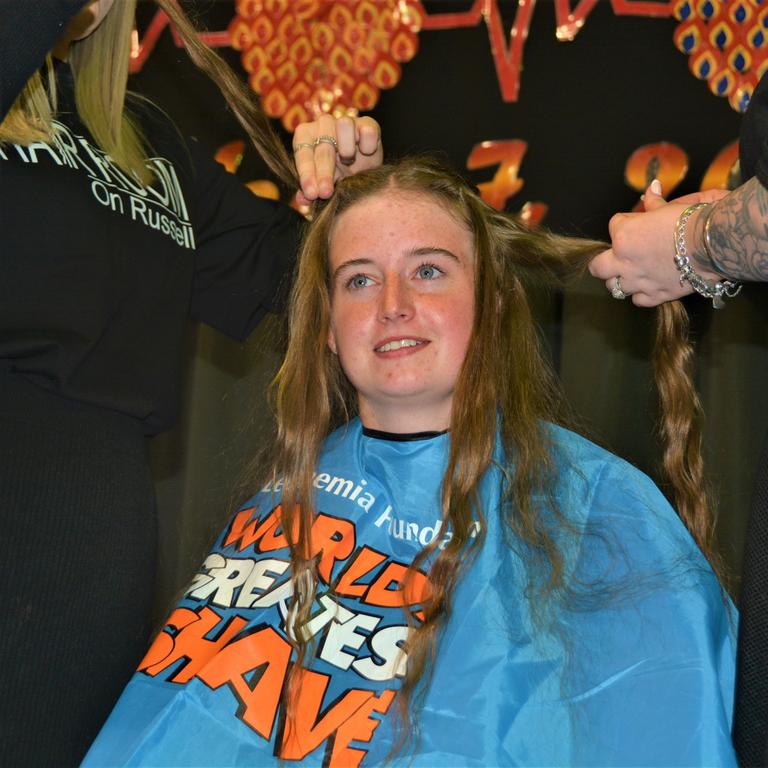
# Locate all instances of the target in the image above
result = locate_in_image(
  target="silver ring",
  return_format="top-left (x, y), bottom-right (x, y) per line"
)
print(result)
top-left (315, 134), bottom-right (338, 149)
top-left (292, 142), bottom-right (315, 153)
top-left (611, 276), bottom-right (627, 300)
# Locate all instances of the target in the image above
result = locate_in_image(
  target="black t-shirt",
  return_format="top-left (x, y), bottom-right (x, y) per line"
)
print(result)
top-left (0, 63), bottom-right (302, 433)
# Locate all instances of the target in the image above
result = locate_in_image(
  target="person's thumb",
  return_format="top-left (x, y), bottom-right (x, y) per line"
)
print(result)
top-left (642, 178), bottom-right (666, 211)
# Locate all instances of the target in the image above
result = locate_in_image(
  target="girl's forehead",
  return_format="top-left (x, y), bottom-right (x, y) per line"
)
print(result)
top-left (325, 190), bottom-right (476, 280)
top-left (338, 188), bottom-right (447, 216)
top-left (329, 190), bottom-right (471, 245)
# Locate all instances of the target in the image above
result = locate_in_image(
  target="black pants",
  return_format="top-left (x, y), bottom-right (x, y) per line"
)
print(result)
top-left (0, 374), bottom-right (157, 766)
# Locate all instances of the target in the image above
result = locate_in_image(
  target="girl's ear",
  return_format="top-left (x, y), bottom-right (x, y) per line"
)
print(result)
top-left (327, 324), bottom-right (338, 355)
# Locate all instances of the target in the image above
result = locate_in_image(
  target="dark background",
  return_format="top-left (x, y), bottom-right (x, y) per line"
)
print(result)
top-left (130, 0), bottom-right (767, 619)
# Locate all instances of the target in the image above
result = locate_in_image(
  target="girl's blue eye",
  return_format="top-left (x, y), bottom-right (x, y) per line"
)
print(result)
top-left (348, 274), bottom-right (372, 290)
top-left (416, 263), bottom-right (442, 280)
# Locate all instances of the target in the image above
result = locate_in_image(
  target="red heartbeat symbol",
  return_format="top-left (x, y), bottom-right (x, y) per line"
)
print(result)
top-left (129, 1), bottom-right (674, 101)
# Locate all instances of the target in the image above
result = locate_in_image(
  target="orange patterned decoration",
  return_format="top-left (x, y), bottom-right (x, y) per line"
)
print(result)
top-left (700, 139), bottom-right (740, 187)
top-left (229, 0), bottom-right (424, 131)
top-left (673, 0), bottom-right (768, 112)
top-left (624, 141), bottom-right (689, 208)
top-left (465, 139), bottom-right (549, 225)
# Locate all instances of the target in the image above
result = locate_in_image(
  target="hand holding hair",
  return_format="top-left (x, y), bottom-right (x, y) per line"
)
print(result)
top-left (293, 113), bottom-right (382, 205)
top-left (589, 181), bottom-right (731, 307)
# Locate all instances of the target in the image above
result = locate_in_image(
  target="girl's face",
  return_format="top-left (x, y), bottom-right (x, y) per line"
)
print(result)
top-left (328, 191), bottom-right (475, 433)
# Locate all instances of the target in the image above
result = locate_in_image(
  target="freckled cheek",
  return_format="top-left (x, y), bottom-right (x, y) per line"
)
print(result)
top-left (331, 307), bottom-right (372, 361)
top-left (450, 304), bottom-right (475, 366)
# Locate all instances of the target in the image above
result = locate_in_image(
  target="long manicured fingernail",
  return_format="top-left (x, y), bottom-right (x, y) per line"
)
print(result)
top-left (650, 179), bottom-right (662, 195)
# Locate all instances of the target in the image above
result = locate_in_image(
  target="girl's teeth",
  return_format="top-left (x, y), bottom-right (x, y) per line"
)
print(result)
top-left (377, 339), bottom-right (421, 352)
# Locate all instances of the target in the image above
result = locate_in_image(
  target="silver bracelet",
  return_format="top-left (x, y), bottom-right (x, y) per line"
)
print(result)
top-left (673, 202), bottom-right (742, 309)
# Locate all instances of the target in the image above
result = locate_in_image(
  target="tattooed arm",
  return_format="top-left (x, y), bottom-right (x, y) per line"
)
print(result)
top-left (588, 179), bottom-right (762, 307)
top-left (691, 176), bottom-right (768, 282)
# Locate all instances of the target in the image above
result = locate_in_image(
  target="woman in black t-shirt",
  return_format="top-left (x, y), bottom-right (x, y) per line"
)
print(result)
top-left (0, 1), bottom-right (381, 764)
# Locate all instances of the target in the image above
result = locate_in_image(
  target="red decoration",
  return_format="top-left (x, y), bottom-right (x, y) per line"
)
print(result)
top-left (625, 142), bottom-right (689, 195)
top-left (466, 139), bottom-right (548, 223)
top-left (228, 0), bottom-right (423, 131)
top-left (128, 11), bottom-right (230, 73)
top-left (130, 1), bottom-right (763, 126)
top-left (421, 0), bottom-right (673, 102)
top-left (700, 140), bottom-right (740, 188)
top-left (129, 2), bottom-right (676, 106)
top-left (467, 140), bottom-right (527, 210)
top-left (624, 142), bottom-right (689, 209)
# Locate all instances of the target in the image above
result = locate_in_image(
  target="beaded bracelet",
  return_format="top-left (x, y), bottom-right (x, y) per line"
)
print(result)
top-left (673, 203), bottom-right (742, 309)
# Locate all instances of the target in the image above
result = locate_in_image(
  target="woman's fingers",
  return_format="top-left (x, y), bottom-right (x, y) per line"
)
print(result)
top-left (293, 114), bottom-right (383, 201)
top-left (335, 115), bottom-right (357, 164)
top-left (355, 116), bottom-right (382, 158)
top-left (292, 121), bottom-right (320, 200)
top-left (313, 114), bottom-right (340, 198)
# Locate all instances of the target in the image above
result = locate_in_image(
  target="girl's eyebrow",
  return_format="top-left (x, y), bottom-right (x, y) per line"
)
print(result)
top-left (407, 246), bottom-right (460, 263)
top-left (332, 258), bottom-right (374, 281)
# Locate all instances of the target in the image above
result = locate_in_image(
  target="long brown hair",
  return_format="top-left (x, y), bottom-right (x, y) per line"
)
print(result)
top-left (655, 301), bottom-right (719, 569)
top-left (268, 156), bottom-right (719, 752)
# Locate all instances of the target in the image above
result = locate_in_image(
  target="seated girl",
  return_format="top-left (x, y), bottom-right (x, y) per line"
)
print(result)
top-left (85, 158), bottom-right (737, 767)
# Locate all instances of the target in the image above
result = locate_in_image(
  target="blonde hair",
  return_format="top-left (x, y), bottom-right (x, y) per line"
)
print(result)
top-left (265, 156), bottom-right (718, 753)
top-left (0, 0), bottom-right (147, 181)
top-left (0, 59), bottom-right (57, 145)
top-left (68, 0), bottom-right (146, 180)
top-left (0, 0), bottom-right (297, 189)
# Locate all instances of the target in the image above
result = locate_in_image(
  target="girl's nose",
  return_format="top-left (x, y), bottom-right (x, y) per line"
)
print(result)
top-left (378, 275), bottom-right (415, 322)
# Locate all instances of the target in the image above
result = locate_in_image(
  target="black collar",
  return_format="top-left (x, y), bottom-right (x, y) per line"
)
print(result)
top-left (362, 426), bottom-right (448, 442)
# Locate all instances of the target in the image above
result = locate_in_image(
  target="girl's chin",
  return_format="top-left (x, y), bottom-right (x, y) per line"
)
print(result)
top-left (358, 392), bottom-right (453, 427)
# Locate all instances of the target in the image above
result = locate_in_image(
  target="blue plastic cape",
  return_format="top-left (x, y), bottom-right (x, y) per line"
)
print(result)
top-left (85, 421), bottom-right (737, 767)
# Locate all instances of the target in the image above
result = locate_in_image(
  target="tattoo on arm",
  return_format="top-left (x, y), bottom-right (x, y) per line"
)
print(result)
top-left (693, 176), bottom-right (768, 282)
